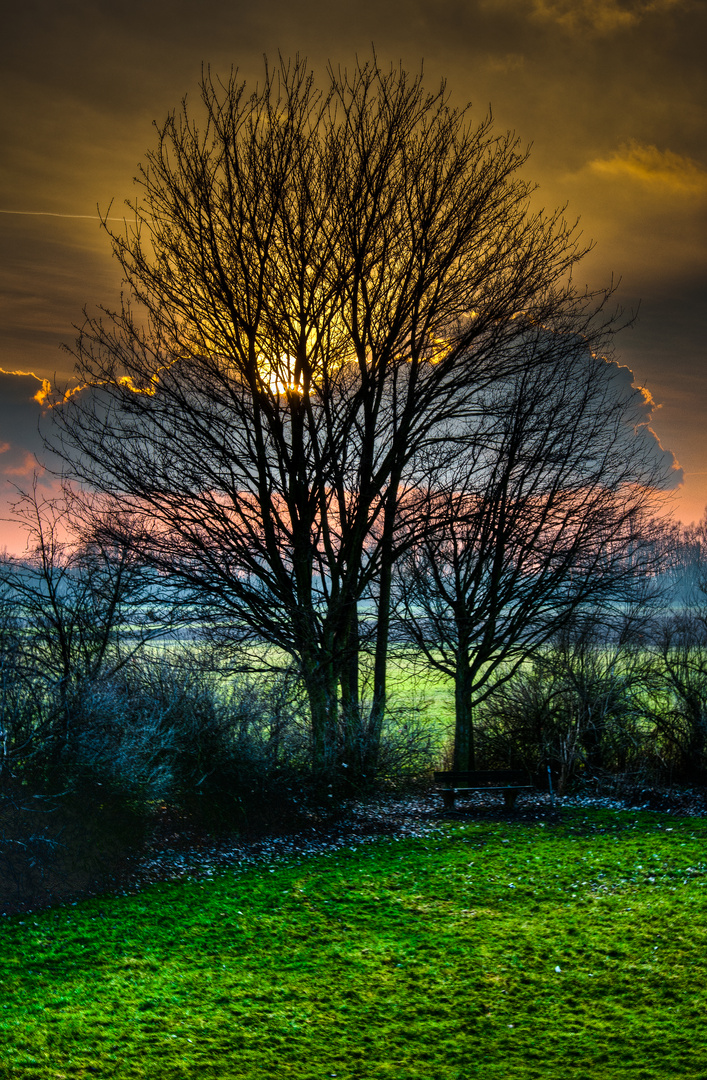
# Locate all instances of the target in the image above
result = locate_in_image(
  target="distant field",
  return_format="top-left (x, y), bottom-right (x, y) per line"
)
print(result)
top-left (381, 650), bottom-right (455, 752)
top-left (199, 642), bottom-right (457, 756)
top-left (1, 808), bottom-right (706, 1079)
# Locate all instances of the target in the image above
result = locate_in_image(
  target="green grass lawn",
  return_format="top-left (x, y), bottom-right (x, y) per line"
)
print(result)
top-left (1, 808), bottom-right (706, 1079)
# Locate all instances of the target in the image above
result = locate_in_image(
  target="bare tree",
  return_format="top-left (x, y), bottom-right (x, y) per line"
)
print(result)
top-left (392, 344), bottom-right (673, 770)
top-left (49, 55), bottom-right (621, 772)
top-left (0, 484), bottom-right (172, 767)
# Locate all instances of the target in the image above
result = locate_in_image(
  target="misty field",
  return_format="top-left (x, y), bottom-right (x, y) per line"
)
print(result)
top-left (1, 808), bottom-right (706, 1079)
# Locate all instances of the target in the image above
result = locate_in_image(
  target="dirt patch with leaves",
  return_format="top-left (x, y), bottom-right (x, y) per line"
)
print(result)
top-left (2, 782), bottom-right (705, 916)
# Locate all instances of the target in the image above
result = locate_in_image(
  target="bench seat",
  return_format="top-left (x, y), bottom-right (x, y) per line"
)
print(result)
top-left (434, 770), bottom-right (533, 809)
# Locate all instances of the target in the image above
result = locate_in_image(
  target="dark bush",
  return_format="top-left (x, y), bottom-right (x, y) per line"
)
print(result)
top-left (475, 629), bottom-right (654, 794)
top-left (644, 613), bottom-right (707, 785)
top-left (53, 655), bottom-right (312, 826)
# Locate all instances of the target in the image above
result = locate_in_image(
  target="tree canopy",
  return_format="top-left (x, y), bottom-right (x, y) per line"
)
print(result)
top-left (48, 55), bottom-right (668, 773)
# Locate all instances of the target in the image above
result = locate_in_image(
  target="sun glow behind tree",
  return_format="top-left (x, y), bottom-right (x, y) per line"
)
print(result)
top-left (45, 55), bottom-right (675, 774)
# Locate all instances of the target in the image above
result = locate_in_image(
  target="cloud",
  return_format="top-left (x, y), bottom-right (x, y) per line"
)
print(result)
top-left (526, 0), bottom-right (686, 33)
top-left (3, 452), bottom-right (43, 479)
top-left (484, 53), bottom-right (526, 74)
top-left (0, 370), bottom-right (58, 484)
top-left (588, 141), bottom-right (707, 196)
top-left (605, 360), bottom-right (682, 490)
top-left (0, 371), bottom-right (70, 551)
top-left (0, 368), bottom-right (52, 407)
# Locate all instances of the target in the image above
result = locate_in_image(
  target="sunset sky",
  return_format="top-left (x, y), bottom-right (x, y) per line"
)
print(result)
top-left (1, 0), bottom-right (705, 551)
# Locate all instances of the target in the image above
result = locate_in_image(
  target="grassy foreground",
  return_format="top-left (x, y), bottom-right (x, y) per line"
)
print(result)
top-left (1, 808), bottom-right (706, 1079)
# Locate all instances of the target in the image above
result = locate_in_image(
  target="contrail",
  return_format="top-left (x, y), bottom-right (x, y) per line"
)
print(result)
top-left (0, 209), bottom-right (136, 222)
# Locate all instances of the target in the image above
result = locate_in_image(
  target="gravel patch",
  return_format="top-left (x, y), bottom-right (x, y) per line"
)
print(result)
top-left (3, 785), bottom-right (705, 916)
top-left (106, 785), bottom-right (707, 894)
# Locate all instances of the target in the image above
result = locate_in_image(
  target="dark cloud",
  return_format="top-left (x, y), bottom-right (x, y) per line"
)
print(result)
top-left (0, 371), bottom-right (66, 550)
top-left (0, 371), bottom-right (48, 453)
top-left (603, 360), bottom-right (682, 491)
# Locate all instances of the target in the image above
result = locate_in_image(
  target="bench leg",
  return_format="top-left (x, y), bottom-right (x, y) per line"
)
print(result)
top-left (441, 789), bottom-right (456, 810)
top-left (503, 790), bottom-right (519, 809)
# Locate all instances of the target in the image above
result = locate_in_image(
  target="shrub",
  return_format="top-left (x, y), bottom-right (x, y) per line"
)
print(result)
top-left (56, 654), bottom-right (312, 823)
top-left (476, 630), bottom-right (654, 794)
top-left (645, 613), bottom-right (707, 784)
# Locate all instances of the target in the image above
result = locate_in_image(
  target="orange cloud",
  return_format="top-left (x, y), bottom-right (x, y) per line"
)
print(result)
top-left (0, 367), bottom-right (52, 404)
top-left (117, 374), bottom-right (158, 396)
top-left (0, 365), bottom-right (159, 409)
top-left (33, 378), bottom-right (53, 406)
top-left (589, 142), bottom-right (707, 196)
top-left (3, 452), bottom-right (42, 478)
top-left (0, 367), bottom-right (84, 408)
top-left (484, 53), bottom-right (526, 74)
top-left (527, 0), bottom-right (685, 33)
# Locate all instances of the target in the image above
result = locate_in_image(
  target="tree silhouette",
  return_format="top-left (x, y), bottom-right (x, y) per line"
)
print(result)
top-left (392, 345), bottom-right (672, 770)
top-left (51, 55), bottom-right (624, 771)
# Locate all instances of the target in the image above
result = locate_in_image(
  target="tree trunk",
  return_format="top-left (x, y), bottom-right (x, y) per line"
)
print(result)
top-left (340, 602), bottom-right (362, 772)
top-left (368, 550), bottom-right (393, 773)
top-left (301, 651), bottom-right (338, 775)
top-left (453, 650), bottom-right (475, 771)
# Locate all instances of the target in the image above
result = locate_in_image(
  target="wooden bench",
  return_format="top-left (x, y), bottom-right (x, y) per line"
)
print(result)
top-left (434, 770), bottom-right (533, 810)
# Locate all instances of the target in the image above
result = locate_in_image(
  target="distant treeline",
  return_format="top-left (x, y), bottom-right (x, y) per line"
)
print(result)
top-left (1, 493), bottom-right (706, 805)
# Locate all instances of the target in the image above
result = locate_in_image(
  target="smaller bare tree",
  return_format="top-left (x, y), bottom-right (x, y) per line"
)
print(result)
top-left (0, 482), bottom-right (177, 771)
top-left (392, 343), bottom-right (674, 770)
